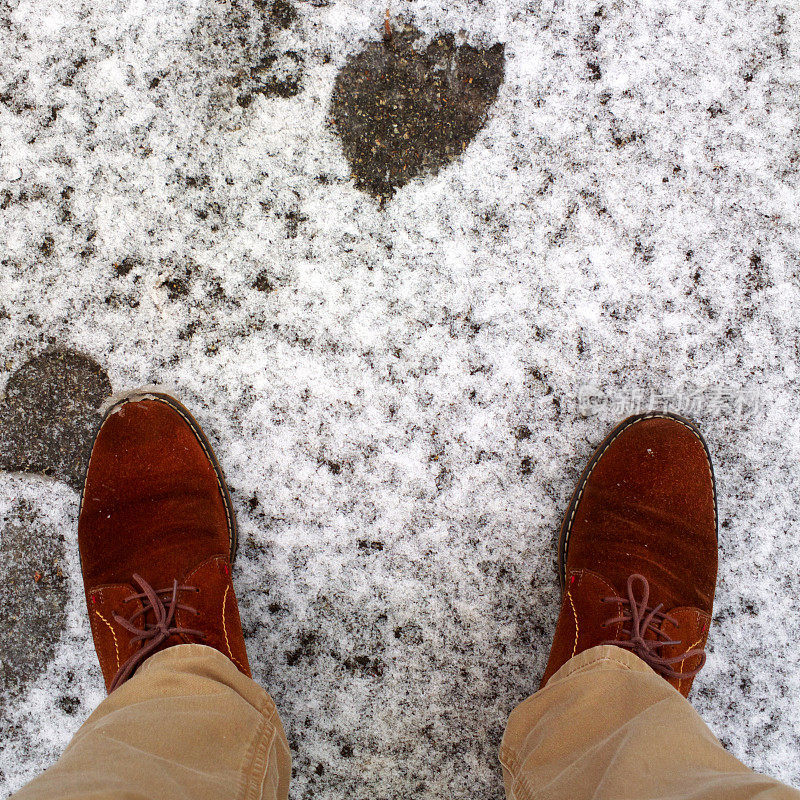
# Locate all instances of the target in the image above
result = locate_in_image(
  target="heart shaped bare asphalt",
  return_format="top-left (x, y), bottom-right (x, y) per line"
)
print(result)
top-left (331, 24), bottom-right (505, 201)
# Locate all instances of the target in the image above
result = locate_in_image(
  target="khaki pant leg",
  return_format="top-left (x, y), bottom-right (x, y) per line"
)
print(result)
top-left (12, 644), bottom-right (291, 800)
top-left (500, 645), bottom-right (800, 800)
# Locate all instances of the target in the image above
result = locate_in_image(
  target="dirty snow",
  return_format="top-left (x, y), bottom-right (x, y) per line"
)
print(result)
top-left (2, 0), bottom-right (800, 797)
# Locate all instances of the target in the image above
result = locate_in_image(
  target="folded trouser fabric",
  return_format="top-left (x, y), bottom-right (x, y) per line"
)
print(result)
top-left (500, 644), bottom-right (800, 800)
top-left (11, 643), bottom-right (799, 800)
top-left (10, 644), bottom-right (291, 800)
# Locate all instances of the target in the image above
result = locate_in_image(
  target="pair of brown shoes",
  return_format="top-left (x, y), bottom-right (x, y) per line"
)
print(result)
top-left (79, 394), bottom-right (716, 697)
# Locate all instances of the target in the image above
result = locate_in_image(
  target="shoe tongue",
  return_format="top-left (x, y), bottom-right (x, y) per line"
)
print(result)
top-left (600, 561), bottom-right (688, 613)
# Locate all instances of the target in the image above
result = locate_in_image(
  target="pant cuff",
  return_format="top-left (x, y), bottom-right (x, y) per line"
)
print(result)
top-left (544, 644), bottom-right (657, 688)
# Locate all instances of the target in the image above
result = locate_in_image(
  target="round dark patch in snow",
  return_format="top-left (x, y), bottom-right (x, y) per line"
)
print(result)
top-left (0, 350), bottom-right (112, 491)
top-left (0, 500), bottom-right (68, 697)
top-left (331, 24), bottom-right (505, 201)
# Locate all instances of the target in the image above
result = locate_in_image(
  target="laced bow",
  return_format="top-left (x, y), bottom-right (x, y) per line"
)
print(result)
top-left (601, 573), bottom-right (706, 680)
top-left (109, 573), bottom-right (205, 691)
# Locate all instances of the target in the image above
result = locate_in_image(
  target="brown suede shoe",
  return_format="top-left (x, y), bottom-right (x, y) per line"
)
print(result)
top-left (78, 391), bottom-right (250, 692)
top-left (540, 411), bottom-right (718, 697)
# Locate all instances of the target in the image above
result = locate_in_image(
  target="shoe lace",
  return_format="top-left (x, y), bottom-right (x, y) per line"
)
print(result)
top-left (601, 573), bottom-right (706, 680)
top-left (109, 573), bottom-right (205, 691)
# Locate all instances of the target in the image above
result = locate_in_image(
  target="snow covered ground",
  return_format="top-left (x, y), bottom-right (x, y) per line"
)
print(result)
top-left (2, 0), bottom-right (800, 796)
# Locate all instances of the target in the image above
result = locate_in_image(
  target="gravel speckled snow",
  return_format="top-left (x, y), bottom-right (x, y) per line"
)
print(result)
top-left (2, 0), bottom-right (800, 797)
